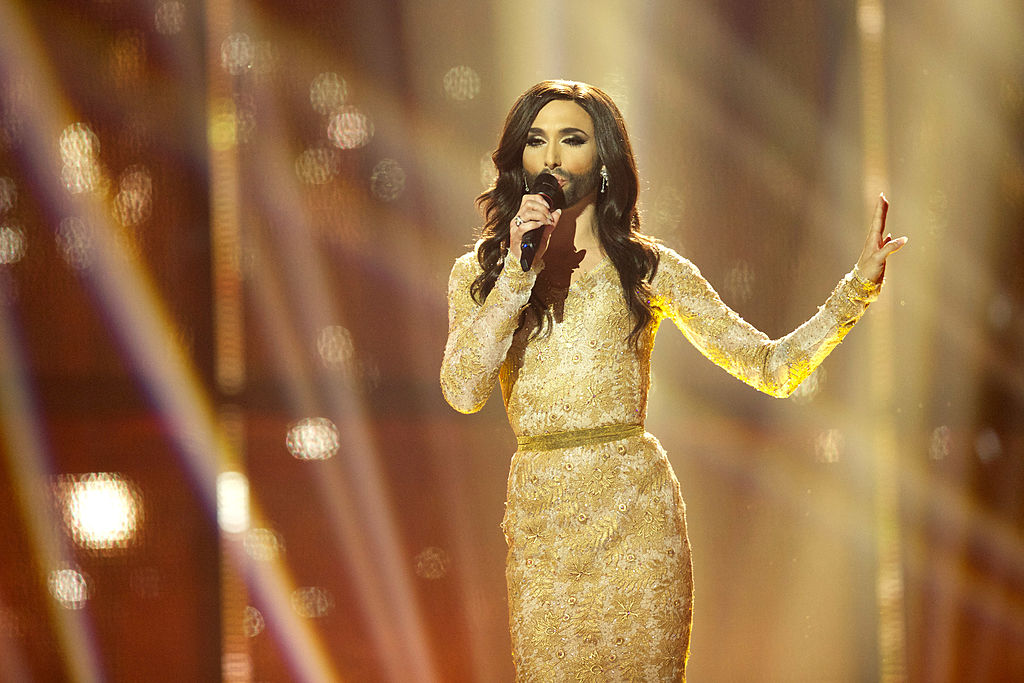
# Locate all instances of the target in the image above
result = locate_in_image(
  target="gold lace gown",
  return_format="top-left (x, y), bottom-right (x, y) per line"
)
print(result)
top-left (441, 244), bottom-right (879, 681)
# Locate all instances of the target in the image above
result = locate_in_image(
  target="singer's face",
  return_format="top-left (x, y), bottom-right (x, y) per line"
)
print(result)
top-left (522, 100), bottom-right (601, 208)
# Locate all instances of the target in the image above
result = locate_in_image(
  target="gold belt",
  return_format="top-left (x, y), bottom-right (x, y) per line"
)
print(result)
top-left (516, 423), bottom-right (644, 451)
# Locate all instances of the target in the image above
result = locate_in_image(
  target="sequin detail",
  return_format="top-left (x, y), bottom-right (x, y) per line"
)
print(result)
top-left (441, 242), bottom-right (880, 680)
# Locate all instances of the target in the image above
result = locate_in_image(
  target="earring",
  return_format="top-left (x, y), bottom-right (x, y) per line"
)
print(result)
top-left (599, 166), bottom-right (609, 193)
top-left (524, 176), bottom-right (530, 193)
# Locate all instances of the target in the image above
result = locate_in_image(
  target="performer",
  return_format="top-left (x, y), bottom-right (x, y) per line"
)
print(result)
top-left (440, 80), bottom-right (906, 681)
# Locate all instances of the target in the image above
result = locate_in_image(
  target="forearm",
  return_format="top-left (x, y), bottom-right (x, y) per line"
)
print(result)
top-left (440, 253), bottom-right (537, 413)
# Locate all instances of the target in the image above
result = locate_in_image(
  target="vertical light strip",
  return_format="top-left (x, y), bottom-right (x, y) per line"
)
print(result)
top-left (0, 292), bottom-right (103, 683)
top-left (857, 1), bottom-right (907, 680)
top-left (204, 0), bottom-right (249, 680)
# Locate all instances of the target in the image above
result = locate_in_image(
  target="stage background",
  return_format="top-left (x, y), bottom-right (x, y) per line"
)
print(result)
top-left (0, 0), bottom-right (1022, 681)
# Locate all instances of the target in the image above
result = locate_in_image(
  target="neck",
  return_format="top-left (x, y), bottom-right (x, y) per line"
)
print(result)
top-left (550, 191), bottom-right (601, 256)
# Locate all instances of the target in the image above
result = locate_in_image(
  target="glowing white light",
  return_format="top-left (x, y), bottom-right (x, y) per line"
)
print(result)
top-left (310, 73), bottom-right (349, 115)
top-left (295, 147), bottom-right (339, 185)
top-left (327, 106), bottom-right (373, 149)
top-left (155, 1), bottom-right (186, 35)
top-left (0, 225), bottom-right (26, 264)
top-left (56, 473), bottom-right (142, 550)
top-left (370, 158), bottom-right (406, 201)
top-left (217, 471), bottom-right (250, 534)
top-left (114, 166), bottom-right (153, 226)
top-left (60, 123), bottom-right (101, 194)
top-left (857, 2), bottom-right (885, 37)
top-left (443, 66), bottom-right (481, 101)
top-left (220, 33), bottom-right (254, 75)
top-left (60, 122), bottom-right (99, 161)
top-left (243, 606), bottom-right (265, 637)
top-left (929, 425), bottom-right (952, 461)
top-left (56, 217), bottom-right (95, 269)
top-left (286, 417), bottom-right (340, 460)
top-left (244, 527), bottom-right (284, 561)
top-left (414, 546), bottom-right (451, 580)
top-left (290, 586), bottom-right (333, 618)
top-left (48, 567), bottom-right (91, 609)
top-left (814, 429), bottom-right (843, 463)
top-left (0, 177), bottom-right (15, 215)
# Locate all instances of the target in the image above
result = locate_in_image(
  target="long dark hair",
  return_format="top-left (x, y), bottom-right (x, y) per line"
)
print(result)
top-left (471, 80), bottom-right (660, 346)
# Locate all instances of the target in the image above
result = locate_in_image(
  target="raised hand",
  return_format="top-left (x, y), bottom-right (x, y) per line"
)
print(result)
top-left (856, 194), bottom-right (908, 284)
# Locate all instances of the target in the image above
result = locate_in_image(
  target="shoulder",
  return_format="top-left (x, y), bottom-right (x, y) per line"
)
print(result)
top-left (448, 241), bottom-right (485, 290)
top-left (450, 241), bottom-right (483, 274)
top-left (652, 243), bottom-right (702, 282)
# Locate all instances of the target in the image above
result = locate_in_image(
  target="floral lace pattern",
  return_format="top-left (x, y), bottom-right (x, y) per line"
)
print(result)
top-left (441, 243), bottom-right (879, 681)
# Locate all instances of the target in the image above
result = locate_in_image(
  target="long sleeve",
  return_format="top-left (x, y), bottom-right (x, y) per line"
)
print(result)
top-left (440, 249), bottom-right (539, 413)
top-left (652, 246), bottom-right (881, 398)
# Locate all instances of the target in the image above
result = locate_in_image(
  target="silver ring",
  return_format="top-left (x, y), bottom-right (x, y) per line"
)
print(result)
top-left (514, 215), bottom-right (524, 227)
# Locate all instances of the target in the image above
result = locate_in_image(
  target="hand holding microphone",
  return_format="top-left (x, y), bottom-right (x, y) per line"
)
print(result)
top-left (511, 171), bottom-right (566, 271)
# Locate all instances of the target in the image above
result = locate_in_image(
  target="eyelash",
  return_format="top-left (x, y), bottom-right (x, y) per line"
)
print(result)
top-left (526, 136), bottom-right (587, 147)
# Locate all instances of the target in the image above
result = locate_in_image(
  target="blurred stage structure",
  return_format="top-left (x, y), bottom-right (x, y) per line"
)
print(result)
top-left (1, 0), bottom-right (1022, 681)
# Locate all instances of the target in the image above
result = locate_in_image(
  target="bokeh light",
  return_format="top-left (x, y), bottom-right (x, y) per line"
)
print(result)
top-left (316, 325), bottom-right (354, 370)
top-left (290, 586), bottom-right (334, 618)
top-left (414, 546), bottom-right (451, 580)
top-left (723, 260), bottom-right (755, 304)
top-left (244, 527), bottom-right (285, 561)
top-left (286, 417), bottom-right (340, 460)
top-left (443, 66), bottom-right (481, 101)
top-left (929, 425), bottom-right (952, 461)
top-left (974, 428), bottom-right (1002, 463)
top-left (216, 471), bottom-right (250, 534)
top-left (479, 153), bottom-right (497, 189)
top-left (54, 473), bottom-right (143, 550)
top-left (109, 31), bottom-right (145, 88)
top-left (208, 98), bottom-right (238, 151)
top-left (295, 147), bottom-right (339, 185)
top-left (56, 216), bottom-right (96, 270)
top-left (47, 567), bottom-right (91, 610)
top-left (220, 33), bottom-right (254, 75)
top-left (0, 177), bottom-right (15, 215)
top-left (327, 106), bottom-right (373, 149)
top-left (114, 166), bottom-right (153, 227)
top-left (59, 123), bottom-right (101, 195)
top-left (154, 1), bottom-right (186, 35)
top-left (0, 225), bottom-right (27, 264)
top-left (369, 158), bottom-right (406, 201)
top-left (310, 73), bottom-right (349, 115)
top-left (791, 367), bottom-right (824, 404)
top-left (814, 429), bottom-right (844, 463)
top-left (243, 606), bottom-right (265, 638)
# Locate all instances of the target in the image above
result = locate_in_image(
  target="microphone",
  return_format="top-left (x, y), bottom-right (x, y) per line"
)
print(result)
top-left (520, 171), bottom-right (566, 271)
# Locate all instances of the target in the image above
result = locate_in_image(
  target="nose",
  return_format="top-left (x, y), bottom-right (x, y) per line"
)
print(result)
top-left (544, 143), bottom-right (560, 169)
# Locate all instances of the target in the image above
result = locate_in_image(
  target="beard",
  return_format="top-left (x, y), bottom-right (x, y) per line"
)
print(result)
top-left (527, 162), bottom-right (602, 208)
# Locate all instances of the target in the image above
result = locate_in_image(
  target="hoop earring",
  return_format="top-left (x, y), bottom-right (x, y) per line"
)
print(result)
top-left (599, 166), bottom-right (609, 194)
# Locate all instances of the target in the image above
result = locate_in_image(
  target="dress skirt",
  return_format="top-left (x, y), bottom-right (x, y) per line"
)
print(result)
top-left (501, 431), bottom-right (693, 681)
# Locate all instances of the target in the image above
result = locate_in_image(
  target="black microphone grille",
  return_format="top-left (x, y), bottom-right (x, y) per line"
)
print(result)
top-left (531, 171), bottom-right (566, 211)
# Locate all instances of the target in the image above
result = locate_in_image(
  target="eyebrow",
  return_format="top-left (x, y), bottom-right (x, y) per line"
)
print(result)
top-left (528, 126), bottom-right (591, 137)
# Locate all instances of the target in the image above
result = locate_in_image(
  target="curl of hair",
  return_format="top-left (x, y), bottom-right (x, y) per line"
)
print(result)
top-left (471, 80), bottom-right (660, 346)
